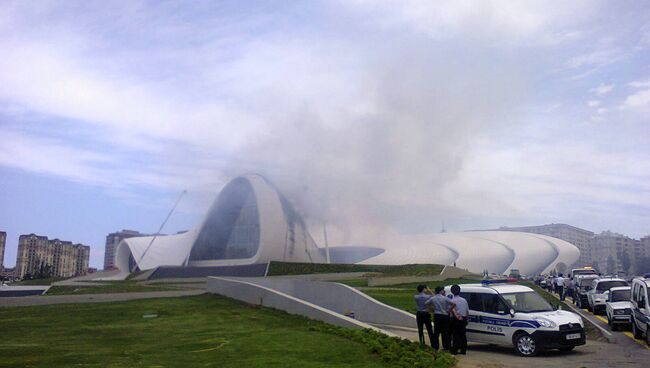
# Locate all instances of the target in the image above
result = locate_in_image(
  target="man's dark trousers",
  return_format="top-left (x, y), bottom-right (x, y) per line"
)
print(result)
top-left (416, 311), bottom-right (434, 347)
top-left (433, 313), bottom-right (451, 350)
top-left (557, 285), bottom-right (565, 301)
top-left (450, 317), bottom-right (468, 354)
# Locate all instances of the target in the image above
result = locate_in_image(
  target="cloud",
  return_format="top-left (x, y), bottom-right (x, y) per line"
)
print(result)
top-left (587, 100), bottom-right (601, 107)
top-left (589, 83), bottom-right (615, 95)
top-left (628, 79), bottom-right (650, 88)
top-left (621, 88), bottom-right (650, 111)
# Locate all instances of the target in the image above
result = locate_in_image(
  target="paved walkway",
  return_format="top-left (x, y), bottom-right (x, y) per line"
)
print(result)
top-left (0, 289), bottom-right (205, 307)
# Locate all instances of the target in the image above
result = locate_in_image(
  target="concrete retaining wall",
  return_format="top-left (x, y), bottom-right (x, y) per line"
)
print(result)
top-left (206, 277), bottom-right (390, 333)
top-left (207, 276), bottom-right (415, 329)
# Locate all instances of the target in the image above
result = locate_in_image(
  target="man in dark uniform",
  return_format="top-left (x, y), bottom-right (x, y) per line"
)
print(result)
top-left (414, 284), bottom-right (435, 347)
top-left (449, 284), bottom-right (469, 355)
top-left (430, 286), bottom-right (455, 350)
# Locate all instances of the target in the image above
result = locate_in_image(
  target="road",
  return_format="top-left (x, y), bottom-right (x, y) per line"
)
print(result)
top-left (547, 288), bottom-right (650, 351)
top-left (0, 289), bottom-right (205, 307)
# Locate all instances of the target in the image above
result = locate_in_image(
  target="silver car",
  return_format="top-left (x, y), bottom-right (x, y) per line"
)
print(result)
top-left (606, 286), bottom-right (632, 330)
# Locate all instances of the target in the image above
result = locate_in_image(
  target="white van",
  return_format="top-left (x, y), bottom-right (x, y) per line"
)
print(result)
top-left (631, 275), bottom-right (650, 346)
top-left (445, 281), bottom-right (585, 356)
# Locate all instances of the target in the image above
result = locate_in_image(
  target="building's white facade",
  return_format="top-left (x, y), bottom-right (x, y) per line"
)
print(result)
top-left (114, 174), bottom-right (580, 277)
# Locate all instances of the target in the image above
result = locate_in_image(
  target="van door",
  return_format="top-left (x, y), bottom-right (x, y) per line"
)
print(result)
top-left (461, 292), bottom-right (508, 344)
top-left (478, 293), bottom-right (511, 344)
top-left (460, 292), bottom-right (488, 343)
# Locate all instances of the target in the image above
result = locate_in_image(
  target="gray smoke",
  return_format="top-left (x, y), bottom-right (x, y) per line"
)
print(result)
top-left (217, 35), bottom-right (526, 245)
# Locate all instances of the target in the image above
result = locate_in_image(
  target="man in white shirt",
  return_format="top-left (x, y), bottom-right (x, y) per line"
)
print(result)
top-left (555, 274), bottom-right (565, 301)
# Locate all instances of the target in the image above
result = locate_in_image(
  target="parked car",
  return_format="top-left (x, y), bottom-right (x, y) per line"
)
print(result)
top-left (587, 278), bottom-right (628, 314)
top-left (605, 286), bottom-right (632, 330)
top-left (631, 275), bottom-right (650, 346)
top-left (445, 281), bottom-right (585, 357)
top-left (575, 274), bottom-right (599, 309)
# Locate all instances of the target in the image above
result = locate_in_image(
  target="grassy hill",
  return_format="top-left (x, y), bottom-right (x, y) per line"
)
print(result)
top-left (0, 294), bottom-right (454, 368)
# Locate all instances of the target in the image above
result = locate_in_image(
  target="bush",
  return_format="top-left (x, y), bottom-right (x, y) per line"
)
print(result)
top-left (307, 322), bottom-right (454, 368)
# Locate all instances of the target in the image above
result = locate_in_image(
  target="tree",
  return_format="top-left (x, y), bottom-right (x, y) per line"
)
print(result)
top-left (606, 255), bottom-right (616, 275)
top-left (556, 262), bottom-right (567, 276)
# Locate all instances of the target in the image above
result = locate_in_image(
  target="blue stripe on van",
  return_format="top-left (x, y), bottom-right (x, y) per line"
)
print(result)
top-left (468, 315), bottom-right (540, 328)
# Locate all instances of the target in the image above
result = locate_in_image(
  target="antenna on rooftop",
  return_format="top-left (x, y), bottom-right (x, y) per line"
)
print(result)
top-left (138, 190), bottom-right (187, 265)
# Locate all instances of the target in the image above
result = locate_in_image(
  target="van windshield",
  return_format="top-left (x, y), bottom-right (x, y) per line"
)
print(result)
top-left (572, 269), bottom-right (597, 278)
top-left (501, 291), bottom-right (553, 313)
top-left (579, 278), bottom-right (597, 287)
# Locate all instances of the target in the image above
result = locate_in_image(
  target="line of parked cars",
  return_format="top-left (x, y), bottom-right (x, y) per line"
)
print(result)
top-left (570, 270), bottom-right (650, 346)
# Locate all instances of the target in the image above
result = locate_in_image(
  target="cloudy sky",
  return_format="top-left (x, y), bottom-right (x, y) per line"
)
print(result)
top-left (1, 1), bottom-right (649, 269)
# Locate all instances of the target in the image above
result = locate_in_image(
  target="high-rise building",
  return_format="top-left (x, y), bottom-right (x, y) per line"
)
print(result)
top-left (590, 231), bottom-right (640, 276)
top-left (498, 224), bottom-right (595, 266)
top-left (104, 230), bottom-right (144, 270)
top-left (0, 231), bottom-right (6, 272)
top-left (640, 235), bottom-right (650, 259)
top-left (15, 234), bottom-right (90, 279)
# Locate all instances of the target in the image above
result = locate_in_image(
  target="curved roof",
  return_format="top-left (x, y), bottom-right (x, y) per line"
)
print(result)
top-left (114, 174), bottom-right (325, 274)
top-left (358, 231), bottom-right (580, 275)
top-left (112, 174), bottom-right (580, 277)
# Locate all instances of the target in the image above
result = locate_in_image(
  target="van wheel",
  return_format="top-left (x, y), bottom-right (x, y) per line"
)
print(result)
top-left (514, 333), bottom-right (537, 357)
top-left (646, 325), bottom-right (650, 347)
top-left (633, 321), bottom-right (643, 339)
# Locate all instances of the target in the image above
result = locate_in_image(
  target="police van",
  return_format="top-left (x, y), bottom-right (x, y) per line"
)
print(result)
top-left (445, 281), bottom-right (585, 356)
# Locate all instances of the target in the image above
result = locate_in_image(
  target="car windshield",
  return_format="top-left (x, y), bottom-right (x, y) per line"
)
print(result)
top-left (610, 289), bottom-right (631, 302)
top-left (501, 291), bottom-right (553, 313)
top-left (596, 281), bottom-right (628, 292)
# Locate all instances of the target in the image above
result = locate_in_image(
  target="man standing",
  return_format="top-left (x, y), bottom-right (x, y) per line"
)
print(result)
top-left (555, 273), bottom-right (565, 301)
top-left (430, 286), bottom-right (455, 350)
top-left (414, 284), bottom-right (435, 347)
top-left (449, 284), bottom-right (469, 355)
top-left (567, 277), bottom-right (576, 304)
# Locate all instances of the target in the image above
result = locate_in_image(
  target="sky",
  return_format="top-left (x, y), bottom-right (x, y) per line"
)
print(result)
top-left (0, 0), bottom-right (649, 269)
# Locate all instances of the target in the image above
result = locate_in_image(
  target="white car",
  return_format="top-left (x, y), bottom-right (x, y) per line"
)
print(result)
top-left (587, 278), bottom-right (628, 314)
top-left (605, 286), bottom-right (632, 330)
top-left (445, 281), bottom-right (585, 356)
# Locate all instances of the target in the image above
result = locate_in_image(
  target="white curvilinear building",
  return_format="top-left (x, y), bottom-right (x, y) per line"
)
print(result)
top-left (113, 174), bottom-right (579, 278)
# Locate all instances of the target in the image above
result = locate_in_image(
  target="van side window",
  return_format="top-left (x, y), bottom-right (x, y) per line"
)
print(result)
top-left (462, 292), bottom-right (482, 311)
top-left (483, 294), bottom-right (508, 314)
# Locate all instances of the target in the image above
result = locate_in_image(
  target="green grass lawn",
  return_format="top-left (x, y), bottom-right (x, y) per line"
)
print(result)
top-left (45, 281), bottom-right (180, 295)
top-left (0, 294), bottom-right (454, 368)
top-left (268, 262), bottom-right (444, 277)
top-left (359, 278), bottom-right (479, 314)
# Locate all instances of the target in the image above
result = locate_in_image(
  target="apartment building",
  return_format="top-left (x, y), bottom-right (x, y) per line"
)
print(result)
top-left (15, 233), bottom-right (90, 279)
